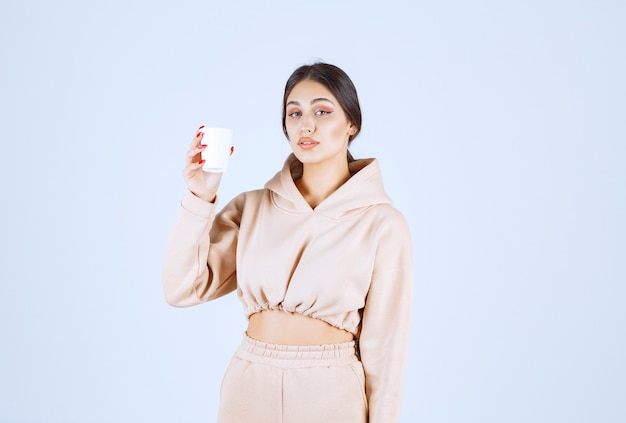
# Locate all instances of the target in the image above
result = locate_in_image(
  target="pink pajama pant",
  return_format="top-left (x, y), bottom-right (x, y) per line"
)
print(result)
top-left (217, 333), bottom-right (368, 423)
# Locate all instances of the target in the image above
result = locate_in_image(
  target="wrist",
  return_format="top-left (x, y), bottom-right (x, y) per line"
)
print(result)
top-left (190, 190), bottom-right (217, 203)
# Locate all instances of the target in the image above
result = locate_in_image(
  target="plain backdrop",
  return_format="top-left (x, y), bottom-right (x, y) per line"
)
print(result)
top-left (1, 0), bottom-right (624, 422)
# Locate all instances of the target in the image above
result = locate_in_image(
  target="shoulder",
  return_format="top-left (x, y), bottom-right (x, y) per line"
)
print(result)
top-left (368, 204), bottom-right (412, 263)
top-left (220, 188), bottom-right (271, 215)
top-left (224, 187), bottom-right (268, 204)
top-left (238, 188), bottom-right (271, 205)
top-left (368, 203), bottom-right (411, 234)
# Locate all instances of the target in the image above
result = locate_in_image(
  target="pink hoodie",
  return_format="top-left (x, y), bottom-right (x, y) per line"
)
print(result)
top-left (163, 153), bottom-right (413, 422)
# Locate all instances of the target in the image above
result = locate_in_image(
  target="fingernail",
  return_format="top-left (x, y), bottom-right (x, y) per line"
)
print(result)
top-left (196, 131), bottom-right (203, 138)
top-left (197, 125), bottom-right (205, 130)
top-left (230, 146), bottom-right (235, 156)
top-left (199, 144), bottom-right (207, 149)
top-left (198, 159), bottom-right (205, 165)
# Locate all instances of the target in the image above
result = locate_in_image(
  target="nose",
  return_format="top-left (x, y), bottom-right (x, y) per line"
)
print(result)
top-left (299, 114), bottom-right (314, 135)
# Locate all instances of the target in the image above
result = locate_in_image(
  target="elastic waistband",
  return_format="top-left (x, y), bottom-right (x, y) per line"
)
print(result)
top-left (235, 333), bottom-right (358, 369)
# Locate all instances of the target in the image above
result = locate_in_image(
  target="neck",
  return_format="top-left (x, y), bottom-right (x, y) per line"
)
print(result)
top-left (296, 154), bottom-right (351, 209)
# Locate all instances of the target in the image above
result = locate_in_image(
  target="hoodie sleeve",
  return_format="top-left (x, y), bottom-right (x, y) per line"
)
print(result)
top-left (162, 190), bottom-right (242, 306)
top-left (359, 208), bottom-right (413, 423)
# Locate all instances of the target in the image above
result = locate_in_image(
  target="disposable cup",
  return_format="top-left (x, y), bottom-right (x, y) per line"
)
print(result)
top-left (199, 127), bottom-right (233, 173)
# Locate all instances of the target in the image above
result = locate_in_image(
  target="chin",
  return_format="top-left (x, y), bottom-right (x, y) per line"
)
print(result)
top-left (292, 146), bottom-right (350, 165)
top-left (292, 149), bottom-right (328, 164)
top-left (291, 148), bottom-right (313, 162)
top-left (292, 154), bottom-right (314, 165)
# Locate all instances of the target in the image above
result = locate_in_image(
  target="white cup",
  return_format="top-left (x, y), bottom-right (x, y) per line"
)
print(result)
top-left (199, 127), bottom-right (233, 173)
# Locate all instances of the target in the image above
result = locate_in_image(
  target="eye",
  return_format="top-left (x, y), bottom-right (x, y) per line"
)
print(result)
top-left (315, 109), bottom-right (332, 116)
top-left (287, 110), bottom-right (301, 118)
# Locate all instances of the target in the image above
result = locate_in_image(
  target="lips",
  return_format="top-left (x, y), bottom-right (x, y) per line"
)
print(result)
top-left (298, 137), bottom-right (319, 149)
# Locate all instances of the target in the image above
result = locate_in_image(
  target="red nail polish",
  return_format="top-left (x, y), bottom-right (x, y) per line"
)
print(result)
top-left (198, 159), bottom-right (205, 165)
top-left (199, 144), bottom-right (207, 149)
top-left (196, 131), bottom-right (203, 138)
top-left (198, 125), bottom-right (205, 130)
top-left (230, 146), bottom-right (235, 156)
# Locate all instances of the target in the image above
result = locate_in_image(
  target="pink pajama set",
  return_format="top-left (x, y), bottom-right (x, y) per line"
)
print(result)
top-left (163, 154), bottom-right (413, 422)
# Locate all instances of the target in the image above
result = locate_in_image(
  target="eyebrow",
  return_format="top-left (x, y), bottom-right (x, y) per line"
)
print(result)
top-left (286, 97), bottom-right (335, 107)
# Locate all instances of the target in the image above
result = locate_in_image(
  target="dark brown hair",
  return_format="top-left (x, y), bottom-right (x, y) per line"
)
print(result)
top-left (282, 62), bottom-right (362, 144)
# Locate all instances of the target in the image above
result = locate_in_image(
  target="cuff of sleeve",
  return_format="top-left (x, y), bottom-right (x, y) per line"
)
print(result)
top-left (181, 189), bottom-right (218, 219)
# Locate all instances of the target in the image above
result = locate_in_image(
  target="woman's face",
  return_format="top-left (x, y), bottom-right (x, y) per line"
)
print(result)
top-left (284, 80), bottom-right (356, 166)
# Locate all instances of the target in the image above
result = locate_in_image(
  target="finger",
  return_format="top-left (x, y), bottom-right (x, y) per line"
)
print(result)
top-left (182, 160), bottom-right (206, 179)
top-left (185, 144), bottom-right (206, 164)
top-left (188, 125), bottom-right (205, 149)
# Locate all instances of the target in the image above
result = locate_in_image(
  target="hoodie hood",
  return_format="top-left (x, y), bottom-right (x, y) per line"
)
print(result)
top-left (264, 153), bottom-right (392, 219)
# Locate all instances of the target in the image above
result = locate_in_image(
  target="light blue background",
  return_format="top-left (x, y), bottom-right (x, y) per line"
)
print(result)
top-left (1, 0), bottom-right (624, 422)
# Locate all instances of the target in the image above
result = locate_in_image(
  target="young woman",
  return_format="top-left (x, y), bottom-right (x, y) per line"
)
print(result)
top-left (163, 63), bottom-right (413, 423)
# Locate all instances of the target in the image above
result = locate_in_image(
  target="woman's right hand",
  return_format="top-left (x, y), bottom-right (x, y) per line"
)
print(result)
top-left (182, 126), bottom-right (224, 203)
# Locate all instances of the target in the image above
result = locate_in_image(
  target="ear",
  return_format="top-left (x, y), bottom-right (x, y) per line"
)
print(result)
top-left (348, 123), bottom-right (357, 136)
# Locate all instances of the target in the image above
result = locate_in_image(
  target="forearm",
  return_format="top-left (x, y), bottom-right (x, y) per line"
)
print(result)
top-left (162, 190), bottom-right (217, 306)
